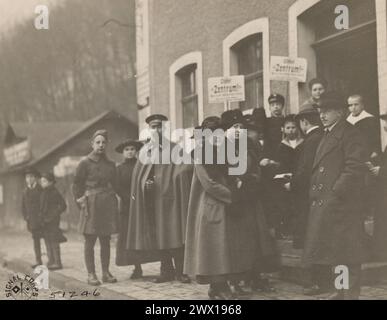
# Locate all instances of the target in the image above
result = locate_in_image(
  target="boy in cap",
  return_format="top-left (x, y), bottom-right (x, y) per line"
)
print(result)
top-left (114, 139), bottom-right (144, 278)
top-left (22, 167), bottom-right (44, 268)
top-left (259, 94), bottom-right (285, 235)
top-left (40, 172), bottom-right (67, 270)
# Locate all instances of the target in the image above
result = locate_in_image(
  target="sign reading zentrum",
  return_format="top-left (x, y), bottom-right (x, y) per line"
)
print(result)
top-left (208, 76), bottom-right (245, 104)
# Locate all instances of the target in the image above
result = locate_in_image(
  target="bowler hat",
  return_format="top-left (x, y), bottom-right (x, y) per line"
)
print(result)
top-left (190, 117), bottom-right (221, 139)
top-left (41, 172), bottom-right (56, 183)
top-left (220, 109), bottom-right (246, 130)
top-left (268, 93), bottom-right (285, 105)
top-left (24, 167), bottom-right (40, 178)
top-left (318, 92), bottom-right (345, 111)
top-left (296, 102), bottom-right (319, 120)
top-left (145, 114), bottom-right (168, 124)
top-left (115, 139), bottom-right (143, 153)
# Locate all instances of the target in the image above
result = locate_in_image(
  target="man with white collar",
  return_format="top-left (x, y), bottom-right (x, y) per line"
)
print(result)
top-left (347, 94), bottom-right (380, 158)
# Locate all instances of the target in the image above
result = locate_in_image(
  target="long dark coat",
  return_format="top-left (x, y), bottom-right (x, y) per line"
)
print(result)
top-left (302, 120), bottom-right (368, 266)
top-left (373, 148), bottom-right (387, 261)
top-left (22, 184), bottom-right (43, 237)
top-left (291, 127), bottom-right (323, 249)
top-left (72, 152), bottom-right (119, 236)
top-left (184, 163), bottom-right (236, 278)
top-left (115, 158), bottom-right (137, 266)
top-left (228, 140), bottom-right (279, 273)
top-left (126, 142), bottom-right (190, 253)
top-left (40, 185), bottom-right (67, 242)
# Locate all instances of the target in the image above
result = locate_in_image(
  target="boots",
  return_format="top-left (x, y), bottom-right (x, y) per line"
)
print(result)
top-left (88, 273), bottom-right (101, 286)
top-left (44, 238), bottom-right (54, 266)
top-left (48, 242), bottom-right (62, 270)
top-left (32, 237), bottom-right (43, 269)
top-left (102, 271), bottom-right (117, 283)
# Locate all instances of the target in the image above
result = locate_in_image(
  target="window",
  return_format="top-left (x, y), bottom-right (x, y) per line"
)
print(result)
top-left (232, 34), bottom-right (264, 111)
top-left (178, 64), bottom-right (199, 128)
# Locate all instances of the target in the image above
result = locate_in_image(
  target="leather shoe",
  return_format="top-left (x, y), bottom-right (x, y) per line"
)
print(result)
top-left (130, 268), bottom-right (143, 280)
top-left (102, 272), bottom-right (117, 283)
top-left (176, 274), bottom-right (191, 284)
top-left (87, 273), bottom-right (101, 286)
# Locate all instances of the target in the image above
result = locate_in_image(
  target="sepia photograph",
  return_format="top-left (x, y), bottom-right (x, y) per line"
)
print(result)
top-left (0, 0), bottom-right (387, 309)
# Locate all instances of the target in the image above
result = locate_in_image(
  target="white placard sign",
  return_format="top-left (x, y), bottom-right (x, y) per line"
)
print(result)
top-left (208, 76), bottom-right (245, 104)
top-left (270, 56), bottom-right (307, 82)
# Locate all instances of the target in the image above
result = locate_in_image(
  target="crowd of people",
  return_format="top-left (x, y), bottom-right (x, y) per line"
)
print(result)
top-left (21, 78), bottom-right (387, 300)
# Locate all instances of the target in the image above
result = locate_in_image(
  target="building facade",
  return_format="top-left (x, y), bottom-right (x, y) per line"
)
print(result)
top-left (136, 0), bottom-right (387, 146)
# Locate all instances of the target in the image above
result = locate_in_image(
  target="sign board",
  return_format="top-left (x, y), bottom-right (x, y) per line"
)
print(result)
top-left (208, 76), bottom-right (245, 104)
top-left (270, 56), bottom-right (307, 82)
top-left (3, 140), bottom-right (31, 167)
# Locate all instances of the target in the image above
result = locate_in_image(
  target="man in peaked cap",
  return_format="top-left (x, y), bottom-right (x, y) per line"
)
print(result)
top-left (302, 92), bottom-right (368, 300)
top-left (127, 114), bottom-right (192, 284)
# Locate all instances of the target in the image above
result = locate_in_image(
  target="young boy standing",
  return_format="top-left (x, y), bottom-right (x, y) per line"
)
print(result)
top-left (40, 172), bottom-right (67, 270)
top-left (272, 115), bottom-right (304, 239)
top-left (22, 167), bottom-right (43, 268)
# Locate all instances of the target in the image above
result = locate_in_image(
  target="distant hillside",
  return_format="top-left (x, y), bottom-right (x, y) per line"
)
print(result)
top-left (0, 0), bottom-right (137, 158)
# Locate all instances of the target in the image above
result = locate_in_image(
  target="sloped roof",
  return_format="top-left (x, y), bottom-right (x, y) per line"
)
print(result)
top-left (1, 109), bottom-right (137, 174)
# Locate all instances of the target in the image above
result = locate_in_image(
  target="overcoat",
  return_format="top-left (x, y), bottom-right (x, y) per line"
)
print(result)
top-left (115, 158), bottom-right (137, 266)
top-left (291, 127), bottom-right (323, 249)
top-left (22, 184), bottom-right (43, 237)
top-left (184, 163), bottom-right (235, 278)
top-left (302, 120), bottom-right (368, 266)
top-left (373, 148), bottom-right (387, 261)
top-left (126, 142), bottom-right (190, 252)
top-left (40, 185), bottom-right (67, 242)
top-left (72, 152), bottom-right (119, 236)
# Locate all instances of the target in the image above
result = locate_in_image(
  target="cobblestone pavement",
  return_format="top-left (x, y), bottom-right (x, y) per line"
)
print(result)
top-left (1, 229), bottom-right (387, 300)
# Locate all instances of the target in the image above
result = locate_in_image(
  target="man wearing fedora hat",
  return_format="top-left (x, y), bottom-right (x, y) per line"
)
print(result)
top-left (302, 92), bottom-right (368, 300)
top-left (22, 167), bottom-right (44, 268)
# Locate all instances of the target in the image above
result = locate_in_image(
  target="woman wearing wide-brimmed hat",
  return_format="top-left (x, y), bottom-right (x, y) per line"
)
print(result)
top-left (72, 129), bottom-right (119, 286)
top-left (114, 139), bottom-right (144, 278)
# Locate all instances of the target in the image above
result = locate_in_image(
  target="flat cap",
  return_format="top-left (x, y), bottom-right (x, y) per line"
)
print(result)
top-left (92, 129), bottom-right (108, 141)
top-left (220, 109), bottom-right (246, 130)
top-left (268, 93), bottom-right (285, 105)
top-left (24, 167), bottom-right (41, 177)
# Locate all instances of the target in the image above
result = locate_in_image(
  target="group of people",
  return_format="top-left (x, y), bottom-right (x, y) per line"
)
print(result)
top-left (22, 170), bottom-right (67, 271)
top-left (22, 77), bottom-right (387, 300)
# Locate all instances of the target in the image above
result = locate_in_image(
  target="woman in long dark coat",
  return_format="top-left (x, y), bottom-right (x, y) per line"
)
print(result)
top-left (115, 140), bottom-right (143, 278)
top-left (72, 130), bottom-right (119, 286)
top-left (184, 117), bottom-right (235, 299)
top-left (221, 110), bottom-right (279, 295)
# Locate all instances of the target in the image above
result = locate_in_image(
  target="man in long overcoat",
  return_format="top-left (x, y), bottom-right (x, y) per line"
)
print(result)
top-left (127, 114), bottom-right (191, 283)
top-left (302, 93), bottom-right (368, 300)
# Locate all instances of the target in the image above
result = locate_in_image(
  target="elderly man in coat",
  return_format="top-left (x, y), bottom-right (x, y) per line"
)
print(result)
top-left (127, 114), bottom-right (192, 284)
top-left (302, 92), bottom-right (368, 300)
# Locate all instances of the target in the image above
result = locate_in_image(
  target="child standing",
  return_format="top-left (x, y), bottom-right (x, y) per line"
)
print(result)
top-left (40, 172), bottom-right (67, 270)
top-left (273, 115), bottom-right (304, 239)
top-left (22, 167), bottom-right (43, 268)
